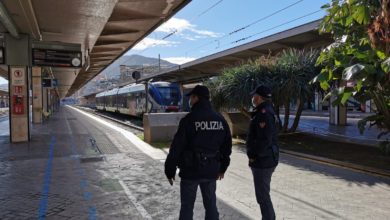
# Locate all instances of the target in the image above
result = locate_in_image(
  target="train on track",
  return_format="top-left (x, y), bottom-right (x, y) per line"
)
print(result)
top-left (96, 82), bottom-right (182, 117)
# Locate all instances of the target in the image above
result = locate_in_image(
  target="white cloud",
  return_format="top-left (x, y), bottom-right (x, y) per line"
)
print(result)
top-left (164, 57), bottom-right (196, 65)
top-left (179, 34), bottom-right (197, 41)
top-left (157, 18), bottom-right (221, 39)
top-left (0, 77), bottom-right (8, 84)
top-left (157, 18), bottom-right (193, 33)
top-left (189, 29), bottom-right (220, 38)
top-left (132, 37), bottom-right (178, 51)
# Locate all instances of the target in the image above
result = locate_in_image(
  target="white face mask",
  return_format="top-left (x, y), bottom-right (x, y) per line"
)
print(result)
top-left (188, 99), bottom-right (193, 108)
top-left (251, 97), bottom-right (257, 107)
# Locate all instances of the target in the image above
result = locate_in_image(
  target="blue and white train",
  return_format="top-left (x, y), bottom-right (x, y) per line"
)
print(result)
top-left (95, 82), bottom-right (181, 117)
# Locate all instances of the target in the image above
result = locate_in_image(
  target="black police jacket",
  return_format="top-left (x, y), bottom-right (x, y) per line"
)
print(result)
top-left (246, 101), bottom-right (279, 168)
top-left (165, 99), bottom-right (232, 180)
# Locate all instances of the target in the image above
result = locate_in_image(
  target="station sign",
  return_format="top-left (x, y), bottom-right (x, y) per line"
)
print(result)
top-left (42, 78), bottom-right (58, 88)
top-left (52, 79), bottom-right (58, 87)
top-left (32, 48), bottom-right (82, 68)
top-left (11, 67), bottom-right (26, 85)
top-left (42, 79), bottom-right (52, 88)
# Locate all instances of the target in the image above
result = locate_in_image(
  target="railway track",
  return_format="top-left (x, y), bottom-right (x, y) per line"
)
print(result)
top-left (75, 106), bottom-right (144, 132)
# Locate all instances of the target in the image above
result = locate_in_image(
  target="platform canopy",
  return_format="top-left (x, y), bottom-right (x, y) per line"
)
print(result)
top-left (140, 19), bottom-right (333, 84)
top-left (0, 0), bottom-right (190, 98)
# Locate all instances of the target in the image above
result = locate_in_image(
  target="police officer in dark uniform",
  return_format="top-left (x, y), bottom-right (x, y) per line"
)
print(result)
top-left (247, 85), bottom-right (279, 220)
top-left (165, 85), bottom-right (232, 220)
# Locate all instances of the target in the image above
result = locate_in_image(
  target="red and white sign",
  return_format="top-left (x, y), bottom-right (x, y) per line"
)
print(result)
top-left (13, 95), bottom-right (24, 115)
top-left (11, 67), bottom-right (25, 86)
top-left (13, 86), bottom-right (23, 95)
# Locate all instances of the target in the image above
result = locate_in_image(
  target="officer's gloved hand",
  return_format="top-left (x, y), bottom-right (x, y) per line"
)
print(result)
top-left (217, 173), bottom-right (224, 180)
top-left (168, 176), bottom-right (175, 186)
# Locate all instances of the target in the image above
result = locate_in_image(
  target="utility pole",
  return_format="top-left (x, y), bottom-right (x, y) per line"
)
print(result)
top-left (158, 54), bottom-right (161, 72)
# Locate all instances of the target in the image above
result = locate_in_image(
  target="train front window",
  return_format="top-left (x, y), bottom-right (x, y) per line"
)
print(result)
top-left (156, 87), bottom-right (179, 105)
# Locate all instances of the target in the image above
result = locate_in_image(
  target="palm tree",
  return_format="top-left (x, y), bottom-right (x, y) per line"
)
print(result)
top-left (206, 48), bottom-right (320, 133)
top-left (276, 48), bottom-right (320, 132)
top-left (206, 58), bottom-right (275, 115)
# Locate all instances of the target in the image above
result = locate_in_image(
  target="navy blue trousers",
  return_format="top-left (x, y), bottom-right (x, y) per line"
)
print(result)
top-left (179, 179), bottom-right (219, 220)
top-left (251, 167), bottom-right (276, 220)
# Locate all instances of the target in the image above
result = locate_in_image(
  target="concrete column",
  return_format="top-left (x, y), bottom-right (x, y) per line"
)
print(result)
top-left (47, 89), bottom-right (51, 113)
top-left (365, 100), bottom-right (372, 113)
top-left (329, 93), bottom-right (347, 126)
top-left (179, 83), bottom-right (185, 111)
top-left (5, 34), bottom-right (31, 142)
top-left (32, 67), bottom-right (42, 123)
top-left (42, 87), bottom-right (48, 114)
top-left (9, 66), bottom-right (29, 142)
top-left (314, 91), bottom-right (323, 111)
top-left (52, 90), bottom-right (58, 112)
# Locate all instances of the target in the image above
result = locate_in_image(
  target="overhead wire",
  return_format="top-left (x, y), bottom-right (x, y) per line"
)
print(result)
top-left (182, 9), bottom-right (320, 59)
top-left (229, 9), bottom-right (323, 45)
top-left (185, 9), bottom-right (323, 56)
top-left (161, 0), bottom-right (225, 40)
top-left (184, 0), bottom-right (305, 55)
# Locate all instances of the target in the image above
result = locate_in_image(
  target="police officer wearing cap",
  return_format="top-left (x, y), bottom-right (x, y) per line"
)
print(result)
top-left (247, 85), bottom-right (279, 220)
top-left (165, 85), bottom-right (232, 220)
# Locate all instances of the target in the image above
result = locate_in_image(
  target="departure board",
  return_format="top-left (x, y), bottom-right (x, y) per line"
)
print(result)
top-left (32, 48), bottom-right (82, 68)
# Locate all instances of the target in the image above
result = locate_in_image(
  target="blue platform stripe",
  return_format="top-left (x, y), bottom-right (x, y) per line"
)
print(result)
top-left (38, 136), bottom-right (56, 220)
top-left (69, 137), bottom-right (98, 219)
top-left (88, 206), bottom-right (97, 220)
top-left (80, 180), bottom-right (88, 189)
top-left (84, 191), bottom-right (92, 201)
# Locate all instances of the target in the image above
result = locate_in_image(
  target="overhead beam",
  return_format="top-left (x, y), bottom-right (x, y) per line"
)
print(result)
top-left (247, 49), bottom-right (267, 55)
top-left (94, 40), bottom-right (132, 47)
top-left (18, 0), bottom-right (42, 40)
top-left (101, 29), bottom-right (140, 36)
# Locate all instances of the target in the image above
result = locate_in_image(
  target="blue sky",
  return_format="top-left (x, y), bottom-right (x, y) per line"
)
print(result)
top-left (125, 0), bottom-right (330, 64)
top-left (0, 0), bottom-right (329, 85)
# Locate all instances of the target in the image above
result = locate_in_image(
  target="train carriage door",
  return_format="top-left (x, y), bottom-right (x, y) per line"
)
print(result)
top-left (129, 92), bottom-right (136, 116)
top-left (135, 91), bottom-right (144, 114)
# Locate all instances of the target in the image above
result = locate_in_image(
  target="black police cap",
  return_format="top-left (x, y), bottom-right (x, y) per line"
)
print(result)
top-left (186, 85), bottom-right (210, 99)
top-left (250, 85), bottom-right (272, 98)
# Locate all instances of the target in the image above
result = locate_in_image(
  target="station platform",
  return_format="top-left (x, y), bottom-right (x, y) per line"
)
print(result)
top-left (0, 106), bottom-right (389, 219)
top-left (0, 106), bottom-right (248, 219)
top-left (0, 113), bottom-right (8, 136)
top-left (294, 115), bottom-right (384, 146)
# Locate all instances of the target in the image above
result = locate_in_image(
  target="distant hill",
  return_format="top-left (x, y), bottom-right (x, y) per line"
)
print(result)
top-left (98, 54), bottom-right (175, 79)
top-left (80, 55), bottom-right (176, 96)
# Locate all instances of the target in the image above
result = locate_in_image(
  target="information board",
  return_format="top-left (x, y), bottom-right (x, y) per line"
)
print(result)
top-left (32, 48), bottom-right (82, 68)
